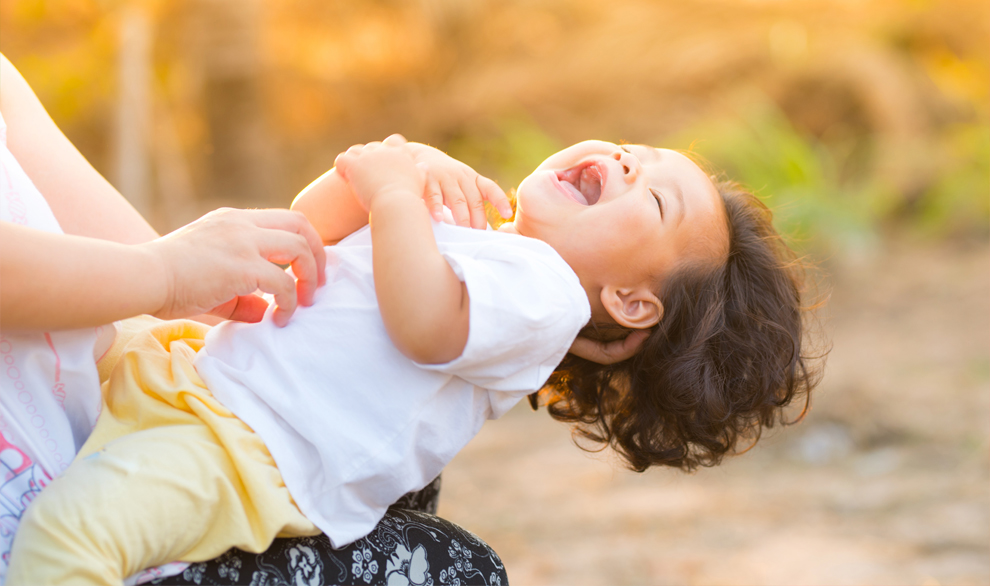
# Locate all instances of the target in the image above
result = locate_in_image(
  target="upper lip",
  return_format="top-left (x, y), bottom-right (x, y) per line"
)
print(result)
top-left (554, 160), bottom-right (606, 206)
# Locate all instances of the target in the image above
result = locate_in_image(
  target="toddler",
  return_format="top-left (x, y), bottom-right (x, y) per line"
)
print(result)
top-left (7, 136), bottom-right (819, 585)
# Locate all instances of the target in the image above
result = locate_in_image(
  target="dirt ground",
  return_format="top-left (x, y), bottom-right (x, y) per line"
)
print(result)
top-left (438, 239), bottom-right (990, 586)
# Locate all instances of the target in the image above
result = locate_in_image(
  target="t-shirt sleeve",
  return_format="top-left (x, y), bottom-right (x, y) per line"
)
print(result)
top-left (416, 239), bottom-right (591, 395)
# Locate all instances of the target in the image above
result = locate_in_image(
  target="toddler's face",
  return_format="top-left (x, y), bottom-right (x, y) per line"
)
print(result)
top-left (504, 140), bottom-right (727, 296)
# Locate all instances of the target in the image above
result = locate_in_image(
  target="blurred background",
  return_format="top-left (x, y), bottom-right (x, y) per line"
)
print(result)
top-left (2, 0), bottom-right (987, 583)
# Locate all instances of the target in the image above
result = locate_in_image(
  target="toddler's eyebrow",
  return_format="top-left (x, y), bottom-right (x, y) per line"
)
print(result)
top-left (622, 144), bottom-right (660, 162)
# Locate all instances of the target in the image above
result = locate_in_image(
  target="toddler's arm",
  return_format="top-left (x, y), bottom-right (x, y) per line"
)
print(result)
top-left (290, 167), bottom-right (368, 245)
top-left (291, 137), bottom-right (510, 245)
top-left (335, 141), bottom-right (469, 364)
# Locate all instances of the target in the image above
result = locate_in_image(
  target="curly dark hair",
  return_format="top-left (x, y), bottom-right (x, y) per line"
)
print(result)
top-left (535, 180), bottom-right (825, 472)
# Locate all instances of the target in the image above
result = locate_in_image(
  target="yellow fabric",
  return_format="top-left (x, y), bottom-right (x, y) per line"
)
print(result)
top-left (7, 320), bottom-right (319, 586)
top-left (96, 314), bottom-right (164, 384)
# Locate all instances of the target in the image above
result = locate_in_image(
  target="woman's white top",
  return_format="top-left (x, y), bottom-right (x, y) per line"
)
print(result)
top-left (0, 111), bottom-right (102, 577)
top-left (196, 222), bottom-right (591, 547)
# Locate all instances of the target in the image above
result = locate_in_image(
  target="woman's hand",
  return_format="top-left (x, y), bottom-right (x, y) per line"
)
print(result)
top-left (143, 208), bottom-right (327, 327)
top-left (1, 210), bottom-right (326, 330)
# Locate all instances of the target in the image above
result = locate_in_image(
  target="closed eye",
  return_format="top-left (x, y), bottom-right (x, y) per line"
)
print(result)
top-left (649, 187), bottom-right (664, 220)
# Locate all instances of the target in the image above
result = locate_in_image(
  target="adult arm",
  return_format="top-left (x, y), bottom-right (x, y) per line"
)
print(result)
top-left (0, 54), bottom-right (157, 244)
top-left (0, 55), bottom-right (326, 328)
top-left (1, 209), bottom-right (324, 329)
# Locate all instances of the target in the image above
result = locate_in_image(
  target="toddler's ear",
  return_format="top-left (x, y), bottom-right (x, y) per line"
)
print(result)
top-left (600, 285), bottom-right (663, 329)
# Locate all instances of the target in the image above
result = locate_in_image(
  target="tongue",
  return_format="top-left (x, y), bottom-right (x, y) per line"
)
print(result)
top-left (562, 181), bottom-right (589, 205)
top-left (580, 167), bottom-right (602, 205)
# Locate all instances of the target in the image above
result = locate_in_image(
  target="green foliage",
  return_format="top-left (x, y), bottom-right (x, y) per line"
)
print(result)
top-left (914, 122), bottom-right (990, 238)
top-left (444, 115), bottom-right (562, 193)
top-left (665, 103), bottom-right (876, 255)
top-left (665, 101), bottom-right (989, 254)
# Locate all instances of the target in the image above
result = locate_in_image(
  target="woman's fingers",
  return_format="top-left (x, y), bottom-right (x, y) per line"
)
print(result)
top-left (209, 294), bottom-right (268, 323)
top-left (568, 330), bottom-right (651, 364)
top-left (147, 207), bottom-right (327, 326)
top-left (258, 229), bottom-right (321, 309)
top-left (256, 263), bottom-right (299, 327)
top-left (247, 209), bottom-right (327, 288)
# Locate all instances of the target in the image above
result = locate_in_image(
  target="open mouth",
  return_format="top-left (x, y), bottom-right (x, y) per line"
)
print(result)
top-left (555, 162), bottom-right (604, 206)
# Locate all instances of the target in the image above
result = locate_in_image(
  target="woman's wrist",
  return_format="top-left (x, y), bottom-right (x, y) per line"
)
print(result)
top-left (134, 240), bottom-right (173, 320)
top-left (0, 224), bottom-right (170, 329)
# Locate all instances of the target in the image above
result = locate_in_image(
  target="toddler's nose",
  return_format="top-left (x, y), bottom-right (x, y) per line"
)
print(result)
top-left (612, 149), bottom-right (640, 184)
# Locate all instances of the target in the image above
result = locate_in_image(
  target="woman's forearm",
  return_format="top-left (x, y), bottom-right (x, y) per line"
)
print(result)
top-left (0, 222), bottom-right (167, 330)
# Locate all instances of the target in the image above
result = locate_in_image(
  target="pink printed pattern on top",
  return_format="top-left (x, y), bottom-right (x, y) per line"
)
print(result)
top-left (0, 106), bottom-right (103, 583)
top-left (0, 159), bottom-right (29, 226)
top-left (43, 334), bottom-right (67, 410)
top-left (0, 431), bottom-right (51, 568)
top-left (0, 337), bottom-right (65, 472)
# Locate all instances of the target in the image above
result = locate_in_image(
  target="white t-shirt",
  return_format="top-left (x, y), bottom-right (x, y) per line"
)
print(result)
top-left (0, 111), bottom-right (102, 577)
top-left (195, 222), bottom-right (590, 547)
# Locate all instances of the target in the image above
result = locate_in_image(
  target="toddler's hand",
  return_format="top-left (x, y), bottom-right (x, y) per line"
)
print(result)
top-left (569, 330), bottom-right (650, 364)
top-left (403, 138), bottom-right (512, 229)
top-left (333, 139), bottom-right (426, 211)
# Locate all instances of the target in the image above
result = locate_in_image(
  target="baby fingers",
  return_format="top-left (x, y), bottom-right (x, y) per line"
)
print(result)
top-left (458, 176), bottom-right (488, 230)
top-left (382, 133), bottom-right (408, 146)
top-left (478, 175), bottom-right (511, 219)
top-left (422, 167), bottom-right (445, 223)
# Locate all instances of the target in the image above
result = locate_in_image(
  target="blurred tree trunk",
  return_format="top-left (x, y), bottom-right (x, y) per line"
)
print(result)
top-left (113, 5), bottom-right (152, 218)
top-left (191, 0), bottom-right (270, 204)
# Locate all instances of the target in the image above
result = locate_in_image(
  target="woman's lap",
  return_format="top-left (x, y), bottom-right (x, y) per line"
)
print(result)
top-left (150, 477), bottom-right (508, 586)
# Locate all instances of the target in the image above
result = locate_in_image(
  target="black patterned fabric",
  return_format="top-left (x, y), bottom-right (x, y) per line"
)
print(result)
top-left (150, 476), bottom-right (507, 586)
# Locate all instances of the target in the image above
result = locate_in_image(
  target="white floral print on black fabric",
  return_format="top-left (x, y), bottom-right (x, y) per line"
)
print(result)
top-left (352, 546), bottom-right (379, 584)
top-left (385, 544), bottom-right (431, 586)
top-left (287, 542), bottom-right (324, 586)
top-left (217, 551), bottom-right (243, 582)
top-left (180, 563), bottom-right (206, 584)
top-left (150, 476), bottom-right (507, 586)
